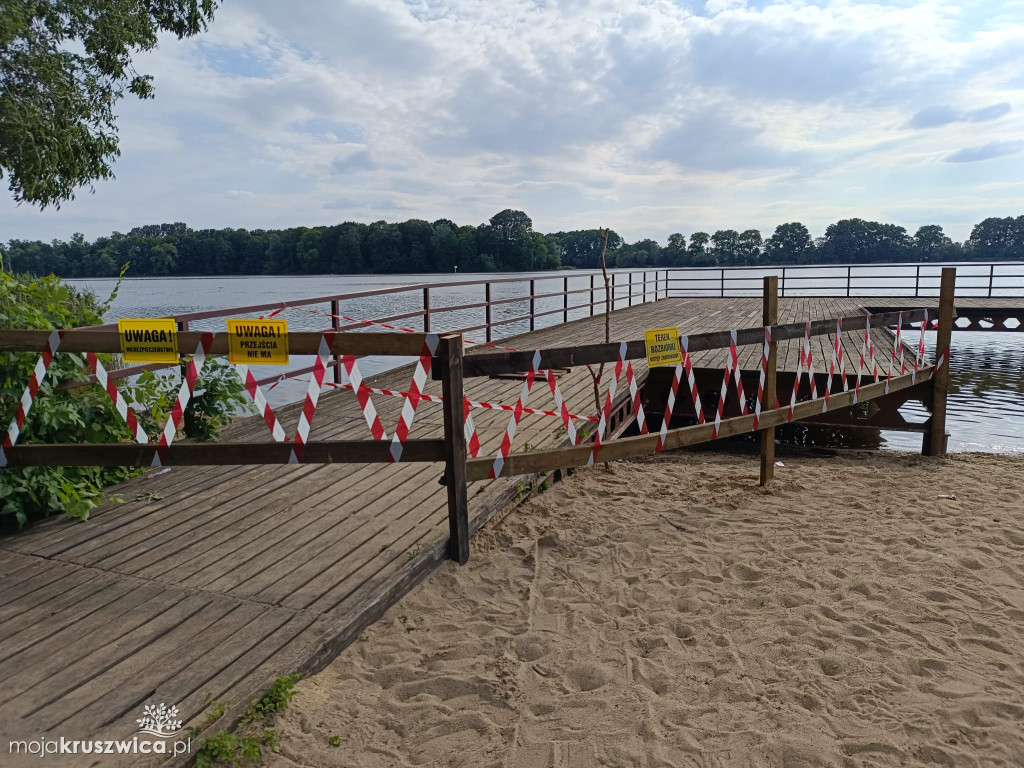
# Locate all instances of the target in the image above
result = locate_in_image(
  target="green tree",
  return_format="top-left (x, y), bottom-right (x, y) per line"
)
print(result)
top-left (710, 230), bottom-right (740, 266)
top-left (149, 241), bottom-right (177, 275)
top-left (737, 229), bottom-right (763, 264)
top-left (966, 216), bottom-right (1024, 261)
top-left (763, 222), bottom-right (814, 264)
top-left (1, 1), bottom-right (217, 208)
top-left (912, 225), bottom-right (960, 262)
top-left (687, 232), bottom-right (714, 266)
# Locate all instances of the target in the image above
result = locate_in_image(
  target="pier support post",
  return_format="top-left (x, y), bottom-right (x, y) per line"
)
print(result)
top-left (924, 267), bottom-right (956, 457)
top-left (759, 276), bottom-right (778, 486)
top-left (439, 334), bottom-right (470, 564)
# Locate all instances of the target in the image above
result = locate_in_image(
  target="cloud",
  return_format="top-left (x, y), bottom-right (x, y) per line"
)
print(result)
top-left (908, 102), bottom-right (1012, 129)
top-left (2, 0), bottom-right (1024, 245)
top-left (945, 140), bottom-right (1024, 163)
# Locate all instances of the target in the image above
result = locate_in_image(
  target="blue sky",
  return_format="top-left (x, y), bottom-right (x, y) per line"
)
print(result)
top-left (2, 0), bottom-right (1023, 244)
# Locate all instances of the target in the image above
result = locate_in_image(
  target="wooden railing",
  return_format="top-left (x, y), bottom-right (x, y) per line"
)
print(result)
top-left (665, 261), bottom-right (1024, 298)
top-left (0, 269), bottom-right (958, 565)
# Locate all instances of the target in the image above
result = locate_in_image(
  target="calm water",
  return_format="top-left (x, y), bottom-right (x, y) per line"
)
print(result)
top-left (69, 272), bottom-right (1024, 455)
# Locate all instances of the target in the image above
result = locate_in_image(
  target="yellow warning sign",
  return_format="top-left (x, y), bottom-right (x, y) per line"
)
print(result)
top-left (118, 318), bottom-right (179, 364)
top-left (226, 318), bottom-right (289, 365)
top-left (644, 327), bottom-right (683, 368)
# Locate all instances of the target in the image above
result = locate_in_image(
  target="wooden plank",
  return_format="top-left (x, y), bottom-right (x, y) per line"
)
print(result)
top-left (0, 329), bottom-right (432, 356)
top-left (926, 268), bottom-right (956, 456)
top-left (2, 438), bottom-right (447, 467)
top-left (760, 277), bottom-right (778, 486)
top-left (439, 335), bottom-right (469, 563)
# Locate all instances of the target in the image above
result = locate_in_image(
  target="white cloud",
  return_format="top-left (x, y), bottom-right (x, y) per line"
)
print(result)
top-left (2, 0), bottom-right (1023, 244)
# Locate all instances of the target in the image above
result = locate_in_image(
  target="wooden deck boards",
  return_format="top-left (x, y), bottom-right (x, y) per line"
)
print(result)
top-left (0, 296), bottom-right (919, 761)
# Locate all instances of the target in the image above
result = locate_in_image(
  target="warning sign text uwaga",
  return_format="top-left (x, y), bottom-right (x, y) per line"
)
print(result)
top-left (226, 319), bottom-right (289, 365)
top-left (122, 328), bottom-right (173, 355)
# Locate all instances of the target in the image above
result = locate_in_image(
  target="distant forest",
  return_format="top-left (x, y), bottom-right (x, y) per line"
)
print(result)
top-left (3, 210), bottom-right (1023, 278)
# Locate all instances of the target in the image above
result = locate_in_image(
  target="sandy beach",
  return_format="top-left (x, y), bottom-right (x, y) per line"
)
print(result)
top-left (263, 451), bottom-right (1024, 768)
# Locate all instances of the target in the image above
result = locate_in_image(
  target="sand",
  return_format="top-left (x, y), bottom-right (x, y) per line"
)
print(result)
top-left (263, 451), bottom-right (1024, 768)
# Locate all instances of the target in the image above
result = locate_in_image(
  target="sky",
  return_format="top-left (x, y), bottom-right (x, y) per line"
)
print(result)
top-left (3, 0), bottom-right (1024, 245)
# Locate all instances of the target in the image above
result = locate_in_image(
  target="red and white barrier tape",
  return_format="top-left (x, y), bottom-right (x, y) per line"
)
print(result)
top-left (388, 333), bottom-right (440, 463)
top-left (886, 311), bottom-right (903, 394)
top-left (753, 326), bottom-right (770, 430)
top-left (656, 361), bottom-right (681, 453)
top-left (86, 352), bottom-right (150, 444)
top-left (589, 342), bottom-right (627, 465)
top-left (728, 330), bottom-right (748, 416)
top-left (681, 336), bottom-right (704, 423)
top-left (823, 318), bottom-right (843, 412)
top-left (912, 310), bottom-right (928, 385)
top-left (235, 364), bottom-right (287, 442)
top-left (0, 330), bottom-right (63, 468)
top-left (341, 352), bottom-right (387, 441)
top-left (154, 333), bottom-right (213, 467)
top-left (626, 361), bottom-right (647, 435)
top-left (547, 368), bottom-right (579, 445)
top-left (290, 332), bottom-right (335, 463)
top-left (788, 322), bottom-right (817, 422)
top-left (490, 349), bottom-right (542, 478)
top-left (463, 398), bottom-right (481, 457)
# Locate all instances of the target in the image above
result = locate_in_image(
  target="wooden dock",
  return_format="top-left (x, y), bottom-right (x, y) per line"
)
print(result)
top-left (0, 295), bottom-right (977, 761)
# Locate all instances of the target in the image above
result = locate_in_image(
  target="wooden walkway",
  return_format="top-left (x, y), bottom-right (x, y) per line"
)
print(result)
top-left (0, 297), bottom-right (920, 763)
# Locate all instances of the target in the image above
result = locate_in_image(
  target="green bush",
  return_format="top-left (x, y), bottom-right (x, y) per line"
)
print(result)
top-left (0, 265), bottom-right (250, 529)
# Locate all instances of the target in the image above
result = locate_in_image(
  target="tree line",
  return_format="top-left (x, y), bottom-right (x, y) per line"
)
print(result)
top-left (4, 210), bottom-right (1022, 278)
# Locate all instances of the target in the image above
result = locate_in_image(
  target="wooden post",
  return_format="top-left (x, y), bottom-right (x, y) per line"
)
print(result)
top-left (438, 334), bottom-right (469, 564)
top-left (563, 276), bottom-right (569, 323)
top-left (529, 279), bottom-right (536, 331)
top-left (924, 267), bottom-right (956, 457)
top-left (759, 276), bottom-right (778, 486)
top-left (177, 319), bottom-right (195, 437)
top-left (423, 287), bottom-right (431, 332)
top-left (330, 299), bottom-right (343, 383)
top-left (485, 282), bottom-right (493, 342)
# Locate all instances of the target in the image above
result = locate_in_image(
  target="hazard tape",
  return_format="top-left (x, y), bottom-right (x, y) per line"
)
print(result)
top-left (341, 351), bottom-right (387, 441)
top-left (886, 311), bottom-right (903, 394)
top-left (753, 326), bottom-right (770, 430)
top-left (388, 333), bottom-right (440, 463)
top-left (0, 330), bottom-right (63, 468)
top-left (86, 352), bottom-right (150, 444)
top-left (713, 331), bottom-right (746, 439)
top-left (547, 368), bottom-right (579, 444)
top-left (823, 318), bottom-right (843, 412)
top-left (463, 398), bottom-right (481, 457)
top-left (655, 361), bottom-right (681, 453)
top-left (154, 333), bottom-right (213, 467)
top-left (235, 364), bottom-right (286, 442)
top-left (681, 336), bottom-right (704, 424)
top-left (728, 330), bottom-right (748, 416)
top-left (490, 350), bottom-right (542, 478)
top-left (788, 322), bottom-right (817, 422)
top-left (912, 310), bottom-right (928, 385)
top-left (589, 342), bottom-right (627, 465)
top-left (625, 361), bottom-right (647, 435)
top-left (290, 332), bottom-right (334, 463)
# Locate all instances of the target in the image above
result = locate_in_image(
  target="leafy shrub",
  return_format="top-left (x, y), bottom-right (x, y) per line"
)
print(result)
top-left (0, 265), bottom-right (250, 529)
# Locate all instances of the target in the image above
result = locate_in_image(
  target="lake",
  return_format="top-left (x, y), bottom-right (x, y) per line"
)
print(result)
top-left (69, 271), bottom-right (1024, 455)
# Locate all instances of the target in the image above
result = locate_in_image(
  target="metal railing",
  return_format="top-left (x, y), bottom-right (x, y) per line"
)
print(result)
top-left (83, 269), bottom-right (669, 390)
top-left (664, 262), bottom-right (1024, 298)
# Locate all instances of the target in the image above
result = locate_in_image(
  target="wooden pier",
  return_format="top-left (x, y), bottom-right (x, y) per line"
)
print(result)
top-left (0, 287), bottom-right (999, 763)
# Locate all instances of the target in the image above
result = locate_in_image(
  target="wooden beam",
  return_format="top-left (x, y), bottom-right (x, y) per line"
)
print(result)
top-left (1, 439), bottom-right (447, 466)
top-left (438, 334), bottom-right (470, 564)
top-left (759, 276), bottom-right (778, 486)
top-left (464, 365), bottom-right (937, 481)
top-left (0, 329), bottom-right (431, 357)
top-left (458, 308), bottom-right (930, 378)
top-left (925, 268), bottom-right (956, 456)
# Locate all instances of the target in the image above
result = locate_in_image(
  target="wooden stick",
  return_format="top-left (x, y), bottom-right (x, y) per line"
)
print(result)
top-left (438, 334), bottom-right (470, 564)
top-left (925, 267), bottom-right (956, 456)
top-left (1, 439), bottom-right (447, 466)
top-left (464, 364), bottom-right (937, 482)
top-left (759, 276), bottom-right (778, 486)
